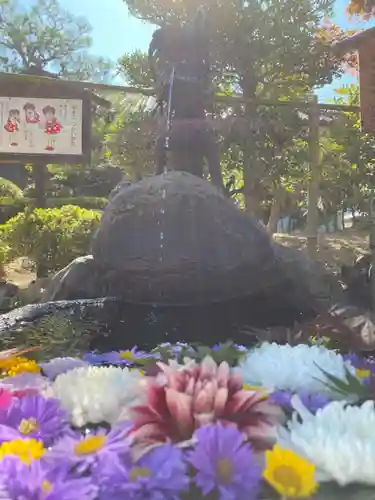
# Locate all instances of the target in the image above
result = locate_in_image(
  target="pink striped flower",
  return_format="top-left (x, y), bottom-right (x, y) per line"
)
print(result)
top-left (131, 356), bottom-right (284, 452)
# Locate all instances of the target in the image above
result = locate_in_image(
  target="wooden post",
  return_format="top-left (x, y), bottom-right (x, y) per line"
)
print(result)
top-left (306, 95), bottom-right (320, 259)
top-left (370, 197), bottom-right (375, 311)
top-left (33, 163), bottom-right (47, 209)
top-left (32, 163), bottom-right (48, 277)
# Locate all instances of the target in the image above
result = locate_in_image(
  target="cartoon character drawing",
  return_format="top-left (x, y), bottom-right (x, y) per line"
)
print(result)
top-left (42, 105), bottom-right (63, 151)
top-left (4, 109), bottom-right (20, 146)
top-left (23, 102), bottom-right (40, 146)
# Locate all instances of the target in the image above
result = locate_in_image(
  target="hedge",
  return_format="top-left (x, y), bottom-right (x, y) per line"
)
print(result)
top-left (0, 196), bottom-right (108, 224)
top-left (1, 205), bottom-right (101, 274)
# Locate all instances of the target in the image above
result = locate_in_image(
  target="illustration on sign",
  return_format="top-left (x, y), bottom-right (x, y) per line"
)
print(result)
top-left (0, 97), bottom-right (83, 155)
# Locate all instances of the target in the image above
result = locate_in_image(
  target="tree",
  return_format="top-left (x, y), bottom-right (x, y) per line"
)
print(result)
top-left (0, 0), bottom-right (113, 81)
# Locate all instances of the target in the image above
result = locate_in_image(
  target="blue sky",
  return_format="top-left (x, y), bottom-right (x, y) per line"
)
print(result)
top-left (31, 0), bottom-right (375, 100)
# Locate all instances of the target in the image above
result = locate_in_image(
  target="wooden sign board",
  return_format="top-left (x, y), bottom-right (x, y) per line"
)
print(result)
top-left (0, 75), bottom-right (91, 164)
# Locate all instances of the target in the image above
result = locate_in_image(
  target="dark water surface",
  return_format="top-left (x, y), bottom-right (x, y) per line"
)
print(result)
top-left (0, 294), bottom-right (315, 361)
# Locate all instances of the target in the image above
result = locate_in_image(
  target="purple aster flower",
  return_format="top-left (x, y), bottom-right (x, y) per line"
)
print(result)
top-left (46, 421), bottom-right (133, 475)
top-left (84, 347), bottom-right (153, 367)
top-left (0, 393), bottom-right (69, 445)
top-left (270, 390), bottom-right (330, 413)
top-left (343, 353), bottom-right (375, 375)
top-left (0, 373), bottom-right (50, 392)
top-left (40, 357), bottom-right (88, 379)
top-left (187, 423), bottom-right (261, 500)
top-left (0, 457), bottom-right (97, 500)
top-left (100, 443), bottom-right (189, 500)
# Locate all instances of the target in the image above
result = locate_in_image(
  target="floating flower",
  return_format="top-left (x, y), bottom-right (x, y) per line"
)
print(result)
top-left (270, 390), bottom-right (330, 413)
top-left (131, 356), bottom-right (284, 451)
top-left (46, 422), bottom-right (132, 475)
top-left (237, 343), bottom-right (354, 394)
top-left (0, 373), bottom-right (50, 393)
top-left (0, 356), bottom-right (40, 377)
top-left (0, 394), bottom-right (69, 445)
top-left (40, 357), bottom-right (88, 379)
top-left (277, 397), bottom-right (375, 485)
top-left (51, 366), bottom-right (147, 427)
top-left (101, 443), bottom-right (189, 499)
top-left (155, 342), bottom-right (195, 358)
top-left (84, 347), bottom-right (153, 367)
top-left (0, 457), bottom-right (97, 500)
top-left (187, 423), bottom-right (261, 500)
top-left (0, 389), bottom-right (13, 411)
top-left (263, 445), bottom-right (318, 498)
top-left (0, 438), bottom-right (45, 464)
top-left (343, 353), bottom-right (375, 372)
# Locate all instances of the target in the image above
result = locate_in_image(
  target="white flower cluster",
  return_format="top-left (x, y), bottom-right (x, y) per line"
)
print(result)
top-left (237, 342), bottom-right (354, 394)
top-left (278, 397), bottom-right (375, 486)
top-left (51, 365), bottom-right (148, 427)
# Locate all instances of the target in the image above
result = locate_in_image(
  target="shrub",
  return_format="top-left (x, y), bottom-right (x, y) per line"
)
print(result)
top-left (1, 205), bottom-right (101, 274)
top-left (0, 240), bottom-right (9, 282)
top-left (0, 178), bottom-right (23, 198)
top-left (0, 196), bottom-right (108, 224)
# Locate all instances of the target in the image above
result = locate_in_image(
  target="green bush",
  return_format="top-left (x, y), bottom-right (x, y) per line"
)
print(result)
top-left (0, 196), bottom-right (107, 224)
top-left (0, 240), bottom-right (9, 282)
top-left (0, 178), bottom-right (23, 198)
top-left (1, 205), bottom-right (101, 274)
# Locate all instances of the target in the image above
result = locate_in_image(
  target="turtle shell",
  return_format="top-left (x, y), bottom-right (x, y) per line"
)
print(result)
top-left (92, 172), bottom-right (279, 305)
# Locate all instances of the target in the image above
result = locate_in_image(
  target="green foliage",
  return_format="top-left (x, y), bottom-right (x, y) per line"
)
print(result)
top-left (103, 95), bottom-right (155, 179)
top-left (316, 364), bottom-right (370, 400)
top-left (0, 178), bottom-right (23, 198)
top-left (118, 51), bottom-right (154, 87)
top-left (1, 205), bottom-right (101, 273)
top-left (45, 164), bottom-right (124, 198)
top-left (0, 0), bottom-right (113, 81)
top-left (0, 196), bottom-right (108, 224)
top-left (0, 240), bottom-right (9, 282)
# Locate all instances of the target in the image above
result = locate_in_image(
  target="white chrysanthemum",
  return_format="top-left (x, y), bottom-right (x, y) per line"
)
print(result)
top-left (236, 342), bottom-right (354, 394)
top-left (277, 397), bottom-right (375, 486)
top-left (50, 366), bottom-right (148, 427)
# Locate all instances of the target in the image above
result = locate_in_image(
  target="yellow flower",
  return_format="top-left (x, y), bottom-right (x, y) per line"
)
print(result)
top-left (74, 435), bottom-right (107, 456)
top-left (0, 356), bottom-right (40, 377)
top-left (356, 368), bottom-right (371, 380)
top-left (119, 351), bottom-right (135, 361)
top-left (0, 439), bottom-right (45, 465)
top-left (263, 445), bottom-right (318, 498)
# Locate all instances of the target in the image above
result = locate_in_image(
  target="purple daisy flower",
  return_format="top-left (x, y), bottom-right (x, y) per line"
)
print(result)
top-left (46, 422), bottom-right (133, 475)
top-left (0, 394), bottom-right (70, 445)
top-left (270, 390), bottom-right (330, 413)
top-left (100, 443), bottom-right (189, 500)
top-left (84, 347), bottom-right (153, 367)
top-left (187, 423), bottom-right (261, 500)
top-left (40, 357), bottom-right (88, 379)
top-left (0, 456), bottom-right (97, 500)
top-left (343, 353), bottom-right (375, 376)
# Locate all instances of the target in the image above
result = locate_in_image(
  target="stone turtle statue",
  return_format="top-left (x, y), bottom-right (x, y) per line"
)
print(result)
top-left (91, 171), bottom-right (279, 305)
